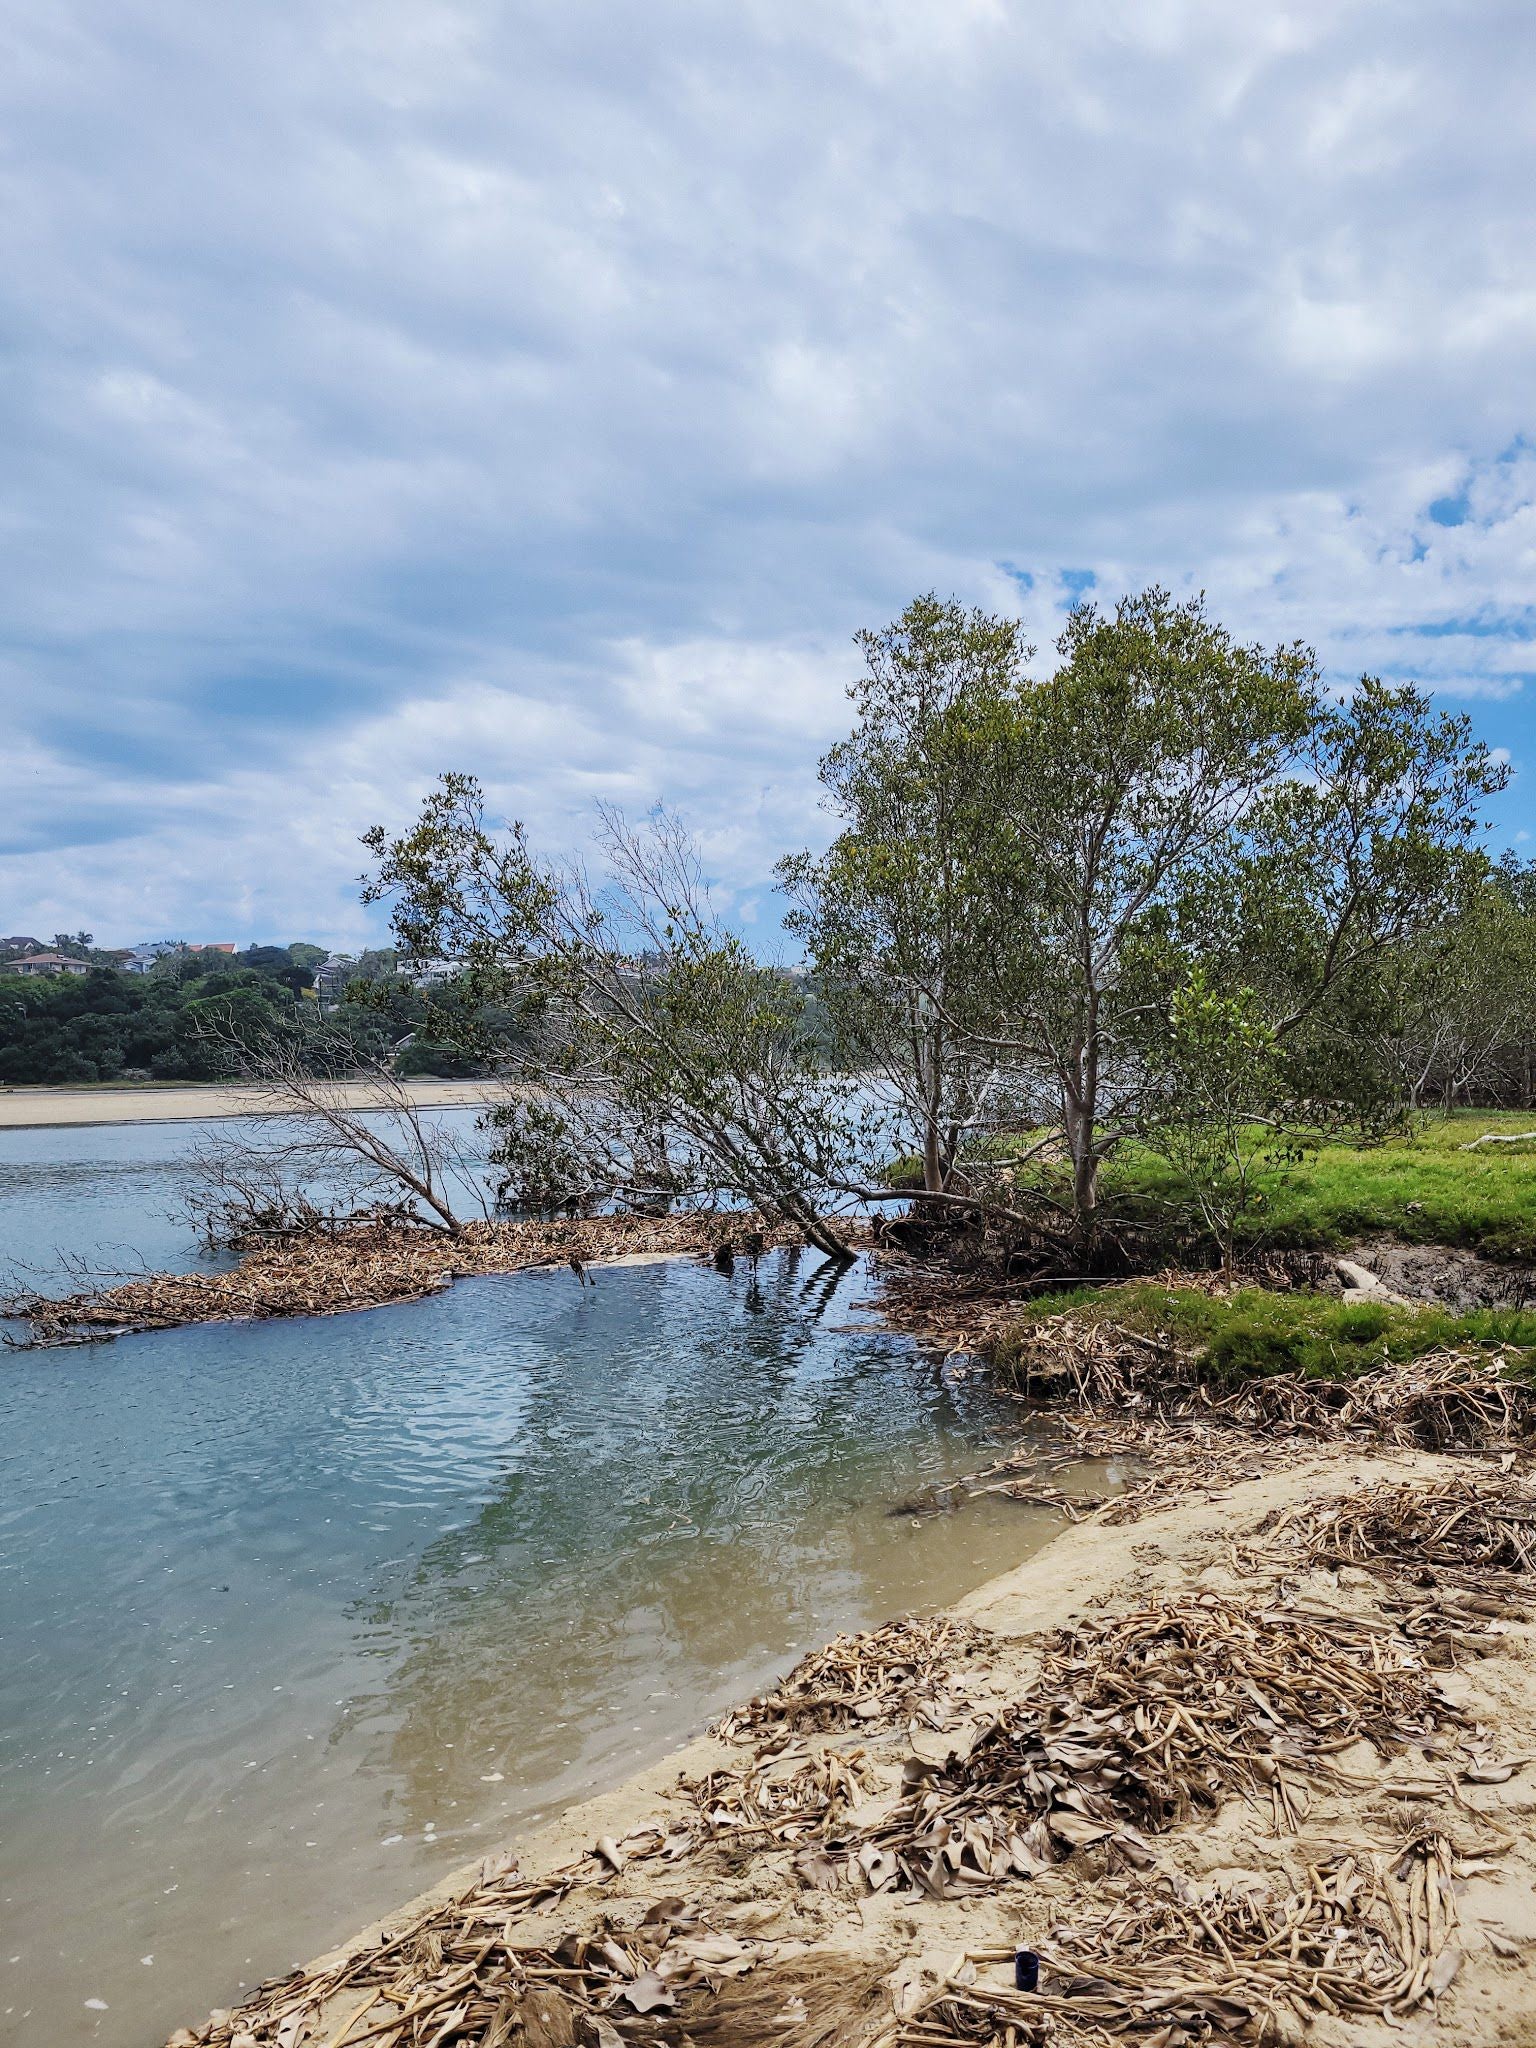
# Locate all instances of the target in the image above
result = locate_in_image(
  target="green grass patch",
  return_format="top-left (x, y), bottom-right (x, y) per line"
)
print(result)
top-left (916, 1111), bottom-right (1536, 1262)
top-left (1109, 1112), bottom-right (1536, 1262)
top-left (995, 1278), bottom-right (1536, 1385)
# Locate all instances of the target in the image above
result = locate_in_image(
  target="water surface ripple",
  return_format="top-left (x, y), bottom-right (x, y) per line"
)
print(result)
top-left (0, 1127), bottom-right (1096, 2048)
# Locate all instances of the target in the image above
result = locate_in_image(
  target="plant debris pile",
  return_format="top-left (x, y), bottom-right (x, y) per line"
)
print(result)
top-left (911, 1334), bottom-right (1536, 1536)
top-left (4, 1214), bottom-right (806, 1346)
top-left (1272, 1473), bottom-right (1536, 1583)
top-left (1211, 1350), bottom-right (1536, 1451)
top-left (895, 1834), bottom-right (1461, 2047)
top-left (170, 1828), bottom-right (887, 2048)
top-left (994, 1315), bottom-right (1536, 1452)
top-left (684, 1746), bottom-right (878, 1850)
top-left (166, 1828), bottom-right (795, 2048)
top-left (714, 1616), bottom-right (995, 1745)
top-left (838, 1595), bottom-right (1459, 1900)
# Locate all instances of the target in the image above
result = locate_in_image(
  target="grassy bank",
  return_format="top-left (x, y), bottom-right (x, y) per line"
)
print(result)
top-left (888, 1110), bottom-right (1536, 1262)
top-left (1104, 1110), bottom-right (1536, 1262)
top-left (993, 1277), bottom-right (1536, 1385)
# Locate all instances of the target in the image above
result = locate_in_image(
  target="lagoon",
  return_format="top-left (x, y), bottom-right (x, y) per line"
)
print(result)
top-left (0, 1123), bottom-right (1089, 2048)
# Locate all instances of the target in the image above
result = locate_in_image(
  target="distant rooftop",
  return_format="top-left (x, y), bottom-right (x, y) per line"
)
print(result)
top-left (3, 951), bottom-right (91, 976)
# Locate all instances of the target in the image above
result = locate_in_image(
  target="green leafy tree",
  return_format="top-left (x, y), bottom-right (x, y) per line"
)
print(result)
top-left (779, 596), bottom-right (1036, 1203)
top-left (961, 588), bottom-right (1319, 1255)
top-left (1376, 855), bottom-right (1536, 1110)
top-left (953, 603), bottom-right (1508, 1258)
top-left (1232, 679), bottom-right (1509, 1053)
top-left (1140, 971), bottom-right (1290, 1270)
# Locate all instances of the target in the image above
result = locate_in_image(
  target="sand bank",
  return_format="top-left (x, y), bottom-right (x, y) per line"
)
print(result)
top-left (0, 1078), bottom-right (496, 1129)
top-left (172, 1448), bottom-right (1536, 2046)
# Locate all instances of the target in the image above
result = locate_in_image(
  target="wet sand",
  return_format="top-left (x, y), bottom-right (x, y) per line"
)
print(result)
top-left (175, 1448), bottom-right (1536, 2047)
top-left (0, 1078), bottom-right (495, 1128)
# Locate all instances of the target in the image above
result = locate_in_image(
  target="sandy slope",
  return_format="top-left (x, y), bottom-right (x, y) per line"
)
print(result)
top-left (0, 1078), bottom-right (495, 1128)
top-left (188, 1449), bottom-right (1536, 2047)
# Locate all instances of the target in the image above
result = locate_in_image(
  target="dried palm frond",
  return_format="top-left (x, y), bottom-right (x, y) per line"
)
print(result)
top-left (1205, 1350), bottom-right (1536, 1452)
top-left (1270, 1472), bottom-right (1536, 1584)
top-left (893, 1834), bottom-right (1461, 2046)
top-left (715, 1616), bottom-right (994, 1744)
top-left (680, 1954), bottom-right (888, 2046)
top-left (836, 1594), bottom-right (1460, 1900)
top-left (166, 1828), bottom-right (703, 2048)
top-left (683, 1746), bottom-right (878, 1846)
top-left (901, 1341), bottom-right (1536, 1533)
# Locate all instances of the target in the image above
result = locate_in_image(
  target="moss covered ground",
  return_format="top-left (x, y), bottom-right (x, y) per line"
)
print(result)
top-left (994, 1277), bottom-right (1536, 1384)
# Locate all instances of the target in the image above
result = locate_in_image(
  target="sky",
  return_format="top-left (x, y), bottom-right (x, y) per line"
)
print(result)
top-left (2, 0), bottom-right (1534, 951)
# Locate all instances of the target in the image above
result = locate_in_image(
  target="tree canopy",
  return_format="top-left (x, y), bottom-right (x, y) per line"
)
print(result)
top-left (355, 586), bottom-right (1516, 1266)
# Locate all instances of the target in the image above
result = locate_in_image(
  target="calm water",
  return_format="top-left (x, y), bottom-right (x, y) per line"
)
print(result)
top-left (0, 1122), bottom-right (1101, 2048)
top-left (0, 1109), bottom-right (492, 1295)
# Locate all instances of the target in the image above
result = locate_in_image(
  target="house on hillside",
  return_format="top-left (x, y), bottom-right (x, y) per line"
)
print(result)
top-left (123, 940), bottom-right (184, 974)
top-left (405, 957), bottom-right (459, 988)
top-left (4, 951), bottom-right (91, 978)
top-left (314, 956), bottom-right (357, 1000)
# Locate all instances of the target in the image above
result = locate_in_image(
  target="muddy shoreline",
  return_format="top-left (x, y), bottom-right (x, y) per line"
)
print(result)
top-left (167, 1445), bottom-right (1536, 2047)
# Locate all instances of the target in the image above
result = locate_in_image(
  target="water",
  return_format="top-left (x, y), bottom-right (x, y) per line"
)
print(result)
top-left (0, 1120), bottom-right (232, 1292)
top-left (0, 1123), bottom-right (1102, 2048)
top-left (0, 1109), bottom-right (492, 1295)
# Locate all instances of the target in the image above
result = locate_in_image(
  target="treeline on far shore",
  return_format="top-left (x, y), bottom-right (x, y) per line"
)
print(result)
top-left (0, 944), bottom-right (483, 1086)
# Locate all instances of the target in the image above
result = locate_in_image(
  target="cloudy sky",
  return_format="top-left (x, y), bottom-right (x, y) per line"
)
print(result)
top-left (3, 0), bottom-right (1534, 948)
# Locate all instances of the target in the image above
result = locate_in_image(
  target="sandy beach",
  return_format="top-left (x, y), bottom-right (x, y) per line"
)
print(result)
top-left (0, 1078), bottom-right (497, 1129)
top-left (174, 1448), bottom-right (1536, 2047)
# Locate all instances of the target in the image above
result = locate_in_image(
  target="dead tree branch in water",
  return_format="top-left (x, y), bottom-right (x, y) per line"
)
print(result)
top-left (367, 788), bottom-right (863, 1260)
top-left (180, 1025), bottom-right (490, 1245)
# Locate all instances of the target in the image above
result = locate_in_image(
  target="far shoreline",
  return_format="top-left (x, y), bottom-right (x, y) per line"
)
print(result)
top-left (0, 1076), bottom-right (497, 1130)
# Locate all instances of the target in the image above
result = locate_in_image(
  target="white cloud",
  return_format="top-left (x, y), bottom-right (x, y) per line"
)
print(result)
top-left (1, 0), bottom-right (1534, 940)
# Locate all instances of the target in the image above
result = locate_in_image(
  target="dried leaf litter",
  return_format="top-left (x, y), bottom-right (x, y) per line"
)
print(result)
top-left (1269, 1471), bottom-right (1536, 1582)
top-left (829, 1594), bottom-right (1464, 1901)
top-left (714, 1617), bottom-right (996, 1745)
top-left (892, 1834), bottom-right (1462, 2046)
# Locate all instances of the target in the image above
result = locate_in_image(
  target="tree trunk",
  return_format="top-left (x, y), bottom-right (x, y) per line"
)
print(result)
top-left (1062, 1006), bottom-right (1102, 1261)
top-left (760, 1185), bottom-right (853, 1262)
top-left (922, 1118), bottom-right (944, 1196)
top-left (1062, 1086), bottom-right (1099, 1260)
top-left (917, 1009), bottom-right (947, 1196)
top-left (1071, 1139), bottom-right (1099, 1255)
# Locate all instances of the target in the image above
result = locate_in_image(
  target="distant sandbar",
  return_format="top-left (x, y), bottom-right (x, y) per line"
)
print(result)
top-left (0, 1078), bottom-right (495, 1129)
